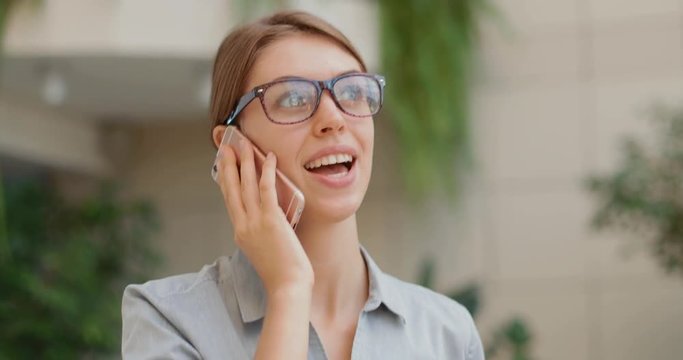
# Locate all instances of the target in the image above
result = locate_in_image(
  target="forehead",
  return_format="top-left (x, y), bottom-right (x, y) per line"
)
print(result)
top-left (246, 33), bottom-right (363, 89)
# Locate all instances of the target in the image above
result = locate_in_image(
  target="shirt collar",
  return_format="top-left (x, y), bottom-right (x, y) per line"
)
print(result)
top-left (229, 245), bottom-right (408, 324)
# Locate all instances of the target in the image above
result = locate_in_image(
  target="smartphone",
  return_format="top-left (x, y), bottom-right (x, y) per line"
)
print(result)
top-left (212, 126), bottom-right (305, 229)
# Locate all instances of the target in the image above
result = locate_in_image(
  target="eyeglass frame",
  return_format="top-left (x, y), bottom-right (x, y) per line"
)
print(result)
top-left (223, 72), bottom-right (386, 126)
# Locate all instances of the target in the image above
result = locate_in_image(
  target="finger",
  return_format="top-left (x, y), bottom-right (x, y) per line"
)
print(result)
top-left (259, 152), bottom-right (279, 211)
top-left (217, 144), bottom-right (247, 225)
top-left (240, 139), bottom-right (261, 215)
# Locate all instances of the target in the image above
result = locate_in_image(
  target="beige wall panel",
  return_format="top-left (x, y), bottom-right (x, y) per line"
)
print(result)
top-left (489, 0), bottom-right (580, 31)
top-left (480, 27), bottom-right (581, 86)
top-left (589, 0), bottom-right (680, 23)
top-left (479, 84), bottom-right (585, 182)
top-left (488, 187), bottom-right (592, 281)
top-left (478, 280), bottom-right (591, 360)
top-left (591, 14), bottom-right (683, 81)
top-left (289, 0), bottom-right (379, 71)
top-left (471, 87), bottom-right (501, 183)
top-left (593, 76), bottom-right (683, 173)
top-left (598, 277), bottom-right (683, 360)
top-left (586, 231), bottom-right (666, 281)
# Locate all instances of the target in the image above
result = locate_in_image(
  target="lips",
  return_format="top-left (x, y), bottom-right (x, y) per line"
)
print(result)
top-left (304, 153), bottom-right (354, 171)
top-left (302, 145), bottom-right (358, 187)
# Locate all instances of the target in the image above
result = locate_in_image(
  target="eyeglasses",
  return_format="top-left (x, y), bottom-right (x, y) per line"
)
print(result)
top-left (223, 73), bottom-right (386, 125)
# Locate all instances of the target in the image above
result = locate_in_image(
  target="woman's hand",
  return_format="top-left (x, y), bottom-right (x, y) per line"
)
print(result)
top-left (215, 139), bottom-right (314, 295)
top-left (216, 139), bottom-right (313, 360)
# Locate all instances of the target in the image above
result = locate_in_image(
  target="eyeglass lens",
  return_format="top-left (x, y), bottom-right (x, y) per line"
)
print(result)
top-left (261, 75), bottom-right (381, 124)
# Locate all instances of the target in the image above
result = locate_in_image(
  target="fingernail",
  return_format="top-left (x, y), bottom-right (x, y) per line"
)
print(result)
top-left (267, 152), bottom-right (274, 160)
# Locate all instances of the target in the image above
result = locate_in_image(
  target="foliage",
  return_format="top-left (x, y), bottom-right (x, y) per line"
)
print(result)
top-left (588, 105), bottom-right (683, 276)
top-left (0, 0), bottom-right (41, 46)
top-left (0, 176), bottom-right (160, 359)
top-left (418, 257), bottom-right (533, 360)
top-left (485, 317), bottom-right (533, 360)
top-left (378, 0), bottom-right (491, 199)
top-left (0, 0), bottom-right (14, 42)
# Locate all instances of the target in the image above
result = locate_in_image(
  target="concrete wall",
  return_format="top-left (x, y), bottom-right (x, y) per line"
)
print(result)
top-left (4, 0), bottom-right (379, 68)
top-left (471, 0), bottom-right (683, 359)
top-left (3, 0), bottom-right (683, 359)
top-left (0, 97), bottom-right (111, 175)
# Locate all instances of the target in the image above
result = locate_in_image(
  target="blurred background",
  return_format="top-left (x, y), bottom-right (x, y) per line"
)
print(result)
top-left (1, 0), bottom-right (683, 359)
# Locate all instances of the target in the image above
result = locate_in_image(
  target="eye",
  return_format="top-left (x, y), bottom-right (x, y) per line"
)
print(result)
top-left (337, 84), bottom-right (364, 102)
top-left (277, 91), bottom-right (310, 108)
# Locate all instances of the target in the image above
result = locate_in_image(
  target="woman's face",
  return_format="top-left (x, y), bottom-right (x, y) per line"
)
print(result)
top-left (225, 34), bottom-right (374, 223)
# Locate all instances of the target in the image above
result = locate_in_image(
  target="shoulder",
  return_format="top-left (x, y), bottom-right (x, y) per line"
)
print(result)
top-left (122, 257), bottom-right (234, 334)
top-left (381, 274), bottom-right (484, 360)
top-left (121, 257), bottom-right (237, 359)
top-left (123, 257), bottom-right (226, 303)
top-left (383, 273), bottom-right (474, 324)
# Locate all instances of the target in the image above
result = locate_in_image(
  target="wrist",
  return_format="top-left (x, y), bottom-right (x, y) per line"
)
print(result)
top-left (267, 281), bottom-right (313, 301)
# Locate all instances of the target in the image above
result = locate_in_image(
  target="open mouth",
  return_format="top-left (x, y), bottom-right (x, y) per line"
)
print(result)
top-left (304, 154), bottom-right (356, 177)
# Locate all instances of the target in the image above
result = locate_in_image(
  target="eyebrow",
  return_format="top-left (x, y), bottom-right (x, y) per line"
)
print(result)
top-left (270, 69), bottom-right (362, 82)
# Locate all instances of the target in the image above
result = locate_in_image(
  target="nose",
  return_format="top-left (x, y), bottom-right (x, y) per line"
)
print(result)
top-left (312, 91), bottom-right (345, 136)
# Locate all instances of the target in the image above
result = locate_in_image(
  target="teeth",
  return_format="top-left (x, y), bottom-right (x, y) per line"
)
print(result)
top-left (304, 153), bottom-right (354, 170)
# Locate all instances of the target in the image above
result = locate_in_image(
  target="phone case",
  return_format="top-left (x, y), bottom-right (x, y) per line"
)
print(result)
top-left (212, 126), bottom-right (305, 229)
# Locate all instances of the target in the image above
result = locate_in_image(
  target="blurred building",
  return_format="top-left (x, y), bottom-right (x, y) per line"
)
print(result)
top-left (1, 1), bottom-right (682, 359)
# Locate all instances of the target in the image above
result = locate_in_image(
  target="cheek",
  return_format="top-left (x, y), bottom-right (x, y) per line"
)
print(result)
top-left (360, 122), bottom-right (375, 158)
top-left (264, 131), bottom-right (308, 177)
top-left (356, 122), bottom-right (374, 183)
top-left (240, 111), bottom-right (283, 154)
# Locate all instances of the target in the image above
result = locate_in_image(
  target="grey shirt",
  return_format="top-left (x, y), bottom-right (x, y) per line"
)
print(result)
top-left (121, 247), bottom-right (485, 359)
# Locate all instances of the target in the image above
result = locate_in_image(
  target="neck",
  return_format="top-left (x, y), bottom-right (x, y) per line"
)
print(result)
top-left (295, 214), bottom-right (368, 323)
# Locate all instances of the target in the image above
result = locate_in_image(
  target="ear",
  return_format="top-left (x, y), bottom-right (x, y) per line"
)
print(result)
top-left (212, 125), bottom-right (227, 148)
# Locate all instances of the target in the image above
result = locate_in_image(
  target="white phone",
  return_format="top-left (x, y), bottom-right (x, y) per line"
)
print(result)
top-left (212, 126), bottom-right (305, 229)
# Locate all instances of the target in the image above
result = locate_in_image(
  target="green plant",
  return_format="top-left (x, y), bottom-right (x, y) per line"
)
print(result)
top-left (588, 105), bottom-right (683, 276)
top-left (0, 175), bottom-right (160, 359)
top-left (0, 0), bottom-right (36, 44)
top-left (417, 257), bottom-right (533, 360)
top-left (379, 0), bottom-right (491, 199)
top-left (485, 317), bottom-right (533, 360)
top-left (0, 0), bottom-right (15, 42)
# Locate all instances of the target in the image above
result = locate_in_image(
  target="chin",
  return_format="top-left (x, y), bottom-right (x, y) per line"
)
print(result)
top-left (303, 194), bottom-right (364, 224)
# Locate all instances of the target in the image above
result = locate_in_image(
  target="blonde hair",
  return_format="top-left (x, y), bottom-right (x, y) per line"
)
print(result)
top-left (209, 11), bottom-right (367, 144)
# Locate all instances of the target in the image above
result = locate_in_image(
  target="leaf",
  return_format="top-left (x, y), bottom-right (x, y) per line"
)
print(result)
top-left (447, 283), bottom-right (480, 318)
top-left (417, 257), bottom-right (436, 289)
top-left (587, 105), bottom-right (683, 277)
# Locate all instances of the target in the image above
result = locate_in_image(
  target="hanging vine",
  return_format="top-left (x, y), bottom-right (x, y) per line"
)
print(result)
top-left (378, 0), bottom-right (491, 199)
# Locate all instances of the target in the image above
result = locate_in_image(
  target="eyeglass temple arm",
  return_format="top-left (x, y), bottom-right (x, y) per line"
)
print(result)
top-left (223, 90), bottom-right (259, 125)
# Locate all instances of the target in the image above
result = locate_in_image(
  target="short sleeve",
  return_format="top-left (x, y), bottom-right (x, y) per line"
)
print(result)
top-left (121, 285), bottom-right (201, 360)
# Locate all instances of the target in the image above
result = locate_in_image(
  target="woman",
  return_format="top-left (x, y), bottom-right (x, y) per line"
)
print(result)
top-left (122, 11), bottom-right (484, 360)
